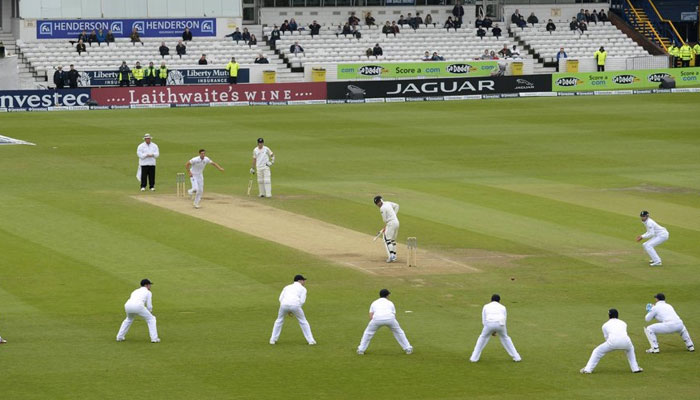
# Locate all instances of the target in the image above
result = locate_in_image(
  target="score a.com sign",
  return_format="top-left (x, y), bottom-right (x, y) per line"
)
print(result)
top-left (37, 18), bottom-right (216, 39)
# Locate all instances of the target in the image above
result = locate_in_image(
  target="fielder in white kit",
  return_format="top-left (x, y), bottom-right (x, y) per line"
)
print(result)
top-left (357, 289), bottom-right (413, 355)
top-left (644, 293), bottom-right (694, 353)
top-left (636, 210), bottom-right (669, 266)
top-left (469, 294), bottom-right (521, 362)
top-left (116, 279), bottom-right (160, 343)
top-left (580, 309), bottom-right (643, 374)
top-left (270, 275), bottom-right (316, 345)
top-left (186, 149), bottom-right (224, 209)
top-left (251, 138), bottom-right (275, 198)
top-left (374, 196), bottom-right (400, 263)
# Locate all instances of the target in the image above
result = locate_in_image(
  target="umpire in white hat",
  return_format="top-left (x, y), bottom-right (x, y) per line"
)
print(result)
top-left (137, 133), bottom-right (160, 191)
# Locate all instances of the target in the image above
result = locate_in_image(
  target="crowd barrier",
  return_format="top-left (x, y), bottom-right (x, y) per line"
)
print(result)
top-left (1, 68), bottom-right (698, 111)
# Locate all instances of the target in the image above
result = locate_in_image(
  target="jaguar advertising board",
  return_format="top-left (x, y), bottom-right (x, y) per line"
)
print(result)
top-left (336, 61), bottom-right (499, 80)
top-left (78, 68), bottom-right (250, 87)
top-left (37, 18), bottom-right (216, 39)
top-left (552, 68), bottom-right (700, 91)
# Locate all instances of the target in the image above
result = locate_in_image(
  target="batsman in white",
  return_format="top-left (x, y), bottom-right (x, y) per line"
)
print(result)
top-left (469, 294), bottom-right (521, 362)
top-left (116, 279), bottom-right (160, 343)
top-left (270, 275), bottom-right (316, 345)
top-left (643, 293), bottom-right (694, 353)
top-left (373, 195), bottom-right (400, 263)
top-left (580, 308), bottom-right (643, 374)
top-left (357, 289), bottom-right (413, 355)
top-left (251, 137), bottom-right (275, 198)
top-left (636, 210), bottom-right (669, 267)
top-left (186, 149), bottom-right (224, 209)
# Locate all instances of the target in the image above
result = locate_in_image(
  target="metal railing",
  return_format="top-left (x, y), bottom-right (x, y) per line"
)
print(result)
top-left (622, 0), bottom-right (667, 51)
top-left (643, 0), bottom-right (684, 46)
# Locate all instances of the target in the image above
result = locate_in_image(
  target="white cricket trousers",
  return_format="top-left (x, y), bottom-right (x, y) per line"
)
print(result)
top-left (270, 304), bottom-right (315, 344)
top-left (357, 318), bottom-right (412, 352)
top-left (383, 221), bottom-right (399, 258)
top-left (117, 302), bottom-right (159, 341)
top-left (583, 337), bottom-right (640, 372)
top-left (643, 233), bottom-right (668, 264)
top-left (644, 320), bottom-right (694, 349)
top-left (470, 322), bottom-right (521, 362)
top-left (190, 174), bottom-right (204, 206)
top-left (257, 167), bottom-right (271, 197)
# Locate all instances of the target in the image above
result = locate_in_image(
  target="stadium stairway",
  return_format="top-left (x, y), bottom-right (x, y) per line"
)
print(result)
top-left (623, 6), bottom-right (672, 50)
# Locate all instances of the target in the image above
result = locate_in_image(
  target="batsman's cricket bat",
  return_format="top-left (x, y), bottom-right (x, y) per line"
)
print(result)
top-left (372, 228), bottom-right (385, 241)
top-left (247, 176), bottom-right (253, 196)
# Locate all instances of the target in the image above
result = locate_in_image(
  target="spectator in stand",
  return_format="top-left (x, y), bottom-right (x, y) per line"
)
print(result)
top-left (182, 27), bottom-right (193, 41)
top-left (408, 13), bottom-right (418, 29)
top-left (131, 28), bottom-right (143, 46)
top-left (431, 51), bottom-right (444, 61)
top-left (570, 18), bottom-right (579, 32)
top-left (479, 49), bottom-right (491, 60)
top-left (309, 20), bottom-right (321, 36)
top-left (578, 20), bottom-right (588, 34)
top-left (527, 12), bottom-right (538, 26)
top-left (242, 28), bottom-right (252, 42)
top-left (76, 40), bottom-right (86, 55)
top-left (289, 18), bottom-right (299, 31)
top-left (226, 28), bottom-right (243, 42)
top-left (198, 54), bottom-right (208, 65)
top-left (383, 21), bottom-right (394, 35)
top-left (53, 66), bottom-right (65, 89)
top-left (475, 16), bottom-right (484, 28)
top-left (422, 51), bottom-right (431, 61)
top-left (415, 13), bottom-right (424, 27)
top-left (511, 10), bottom-right (525, 28)
top-left (482, 16), bottom-right (493, 28)
top-left (511, 45), bottom-right (521, 59)
top-left (280, 20), bottom-right (290, 32)
top-left (452, 1), bottom-right (465, 26)
top-left (594, 46), bottom-right (607, 71)
top-left (546, 19), bottom-right (556, 33)
top-left (392, 22), bottom-right (400, 34)
top-left (118, 61), bottom-right (131, 87)
top-left (78, 30), bottom-right (88, 43)
top-left (254, 53), bottom-right (269, 64)
top-left (398, 15), bottom-right (407, 25)
top-left (425, 14), bottom-right (433, 26)
top-left (106, 30), bottom-right (115, 44)
top-left (132, 61), bottom-right (145, 86)
top-left (490, 50), bottom-right (499, 59)
top-left (598, 10), bottom-right (608, 22)
top-left (444, 17), bottom-right (456, 31)
top-left (96, 28), bottom-right (106, 45)
top-left (352, 26), bottom-right (362, 39)
top-left (158, 62), bottom-right (168, 86)
top-left (88, 30), bottom-right (98, 46)
top-left (365, 12), bottom-right (376, 26)
top-left (342, 23), bottom-right (353, 36)
top-left (577, 9), bottom-right (585, 22)
top-left (498, 44), bottom-right (512, 58)
top-left (270, 26), bottom-right (281, 47)
top-left (366, 48), bottom-right (373, 58)
top-left (492, 24), bottom-right (502, 38)
top-left (159, 42), bottom-right (169, 57)
top-left (249, 34), bottom-right (258, 46)
top-left (176, 40), bottom-right (187, 58)
top-left (590, 10), bottom-right (599, 24)
top-left (584, 10), bottom-right (592, 23)
top-left (225, 57), bottom-right (239, 84)
top-left (67, 64), bottom-right (79, 88)
top-left (349, 12), bottom-right (360, 26)
top-left (556, 47), bottom-right (567, 71)
top-left (289, 41), bottom-right (304, 55)
top-left (145, 61), bottom-right (157, 86)
top-left (477, 27), bottom-right (486, 38)
top-left (373, 43), bottom-right (383, 56)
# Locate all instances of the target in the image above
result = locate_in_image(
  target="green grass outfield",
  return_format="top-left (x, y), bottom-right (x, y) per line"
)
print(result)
top-left (1, 93), bottom-right (699, 399)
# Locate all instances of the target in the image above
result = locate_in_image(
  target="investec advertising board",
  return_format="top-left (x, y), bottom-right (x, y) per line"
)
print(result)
top-left (36, 18), bottom-right (216, 39)
top-left (552, 68), bottom-right (700, 91)
top-left (337, 61), bottom-right (498, 79)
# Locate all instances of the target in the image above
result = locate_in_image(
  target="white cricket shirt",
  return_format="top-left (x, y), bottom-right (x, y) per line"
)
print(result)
top-left (126, 287), bottom-right (153, 311)
top-left (137, 142), bottom-right (160, 166)
top-left (601, 318), bottom-right (630, 342)
top-left (482, 301), bottom-right (507, 325)
top-left (641, 217), bottom-right (668, 239)
top-left (379, 201), bottom-right (400, 224)
top-left (369, 297), bottom-right (396, 320)
top-left (645, 301), bottom-right (682, 323)
top-left (253, 146), bottom-right (273, 169)
top-left (279, 282), bottom-right (307, 307)
top-left (189, 156), bottom-right (211, 175)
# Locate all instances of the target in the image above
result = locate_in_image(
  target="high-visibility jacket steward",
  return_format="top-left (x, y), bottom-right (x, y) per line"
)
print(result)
top-left (679, 44), bottom-right (692, 61)
top-left (158, 66), bottom-right (168, 79)
top-left (594, 50), bottom-right (607, 66)
top-left (145, 67), bottom-right (157, 78)
top-left (226, 61), bottom-right (240, 77)
top-left (132, 67), bottom-right (145, 80)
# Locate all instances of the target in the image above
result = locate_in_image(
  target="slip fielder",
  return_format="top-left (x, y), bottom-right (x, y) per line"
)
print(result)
top-left (357, 289), bottom-right (413, 355)
top-left (374, 195), bottom-right (399, 263)
top-left (644, 293), bottom-right (694, 353)
top-left (186, 149), bottom-right (224, 209)
top-left (269, 275), bottom-right (316, 345)
top-left (636, 211), bottom-right (669, 267)
top-left (580, 309), bottom-right (643, 374)
top-left (116, 279), bottom-right (160, 343)
top-left (469, 294), bottom-right (521, 362)
top-left (251, 138), bottom-right (275, 198)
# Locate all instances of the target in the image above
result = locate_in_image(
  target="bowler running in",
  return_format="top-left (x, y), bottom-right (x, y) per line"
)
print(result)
top-left (186, 149), bottom-right (224, 209)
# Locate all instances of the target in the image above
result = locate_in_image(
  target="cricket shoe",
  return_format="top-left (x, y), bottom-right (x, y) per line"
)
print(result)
top-left (140, 188), bottom-right (146, 192)
top-left (649, 261), bottom-right (662, 267)
top-left (151, 338), bottom-right (161, 343)
top-left (404, 348), bottom-right (413, 355)
top-left (0, 338), bottom-right (7, 344)
top-left (150, 187), bottom-right (155, 191)
top-left (193, 203), bottom-right (201, 209)
top-left (356, 350), bottom-right (364, 355)
top-left (308, 341), bottom-right (316, 346)
top-left (513, 358), bottom-right (522, 362)
top-left (579, 368), bottom-right (592, 374)
top-left (646, 347), bottom-right (659, 353)
top-left (116, 337), bottom-right (125, 342)
top-left (269, 340), bottom-right (276, 345)
top-left (688, 346), bottom-right (695, 352)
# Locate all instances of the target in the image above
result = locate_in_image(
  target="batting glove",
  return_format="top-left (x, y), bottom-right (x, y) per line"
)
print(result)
top-left (646, 303), bottom-right (653, 312)
top-left (249, 168), bottom-right (256, 174)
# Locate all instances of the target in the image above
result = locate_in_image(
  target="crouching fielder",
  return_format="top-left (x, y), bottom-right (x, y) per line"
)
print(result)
top-left (636, 210), bottom-right (669, 267)
top-left (270, 275), bottom-right (316, 345)
top-left (374, 196), bottom-right (399, 263)
top-left (116, 279), bottom-right (160, 343)
top-left (252, 138), bottom-right (274, 198)
top-left (357, 289), bottom-right (412, 355)
top-left (470, 294), bottom-right (521, 362)
top-left (644, 293), bottom-right (694, 353)
top-left (580, 309), bottom-right (642, 374)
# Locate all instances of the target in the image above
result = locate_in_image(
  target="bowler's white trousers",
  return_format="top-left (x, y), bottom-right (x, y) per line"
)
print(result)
top-left (583, 337), bottom-right (640, 372)
top-left (270, 304), bottom-right (315, 344)
top-left (470, 322), bottom-right (521, 361)
top-left (257, 167), bottom-right (271, 197)
top-left (643, 233), bottom-right (668, 264)
top-left (644, 320), bottom-right (693, 349)
top-left (116, 302), bottom-right (159, 341)
top-left (357, 318), bottom-right (412, 352)
top-left (191, 174), bottom-right (204, 205)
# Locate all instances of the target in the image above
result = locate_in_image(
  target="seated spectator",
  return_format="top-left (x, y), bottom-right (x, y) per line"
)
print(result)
top-left (106, 30), bottom-right (115, 44)
top-left (342, 23), bottom-right (353, 36)
top-left (88, 30), bottom-right (98, 46)
top-left (578, 20), bottom-right (587, 33)
top-left (373, 43), bottom-right (383, 56)
top-left (422, 51), bottom-right (431, 61)
top-left (176, 40), bottom-right (186, 57)
top-left (182, 27), bottom-right (193, 41)
top-left (249, 34), bottom-right (257, 46)
top-left (365, 12), bottom-right (375, 26)
top-left (227, 28), bottom-right (243, 42)
top-left (444, 17), bottom-right (455, 30)
top-left (415, 12), bottom-right (424, 27)
top-left (242, 28), bottom-right (251, 42)
top-left (289, 18), bottom-right (299, 31)
top-left (511, 45), bottom-right (521, 59)
top-left (527, 12), bottom-right (538, 26)
top-left (425, 14), bottom-right (433, 26)
top-left (598, 10), bottom-right (608, 22)
top-left (366, 48), bottom-right (374, 58)
top-left (198, 54), bottom-right (208, 65)
top-left (431, 51), bottom-right (444, 61)
top-left (78, 30), bottom-right (88, 43)
top-left (490, 50), bottom-right (499, 59)
top-left (511, 9), bottom-right (525, 28)
top-left (398, 15), bottom-right (407, 26)
top-left (159, 42), bottom-right (170, 57)
top-left (289, 41), bottom-right (304, 55)
top-left (479, 49), bottom-right (492, 60)
top-left (391, 22), bottom-right (400, 34)
top-left (590, 9), bottom-right (599, 24)
top-left (382, 21), bottom-right (394, 35)
top-left (349, 12), bottom-right (360, 26)
top-left (309, 20), bottom-right (321, 36)
top-left (492, 24), bottom-right (502, 38)
top-left (280, 20), bottom-right (290, 32)
top-left (577, 9), bottom-right (585, 22)
top-left (53, 66), bottom-right (65, 89)
top-left (475, 17), bottom-right (484, 28)
top-left (254, 53), bottom-right (269, 64)
top-left (498, 44), bottom-right (511, 58)
top-left (476, 27), bottom-right (486, 38)
top-left (569, 18), bottom-right (578, 31)
top-left (270, 25), bottom-right (281, 47)
top-left (406, 13), bottom-right (416, 29)
top-left (352, 26), bottom-right (362, 39)
top-left (546, 19), bottom-right (556, 33)
top-left (131, 28), bottom-right (143, 46)
top-left (96, 28), bottom-right (106, 45)
top-left (76, 39), bottom-right (86, 55)
top-left (482, 17), bottom-right (493, 28)
top-left (584, 10), bottom-right (592, 23)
